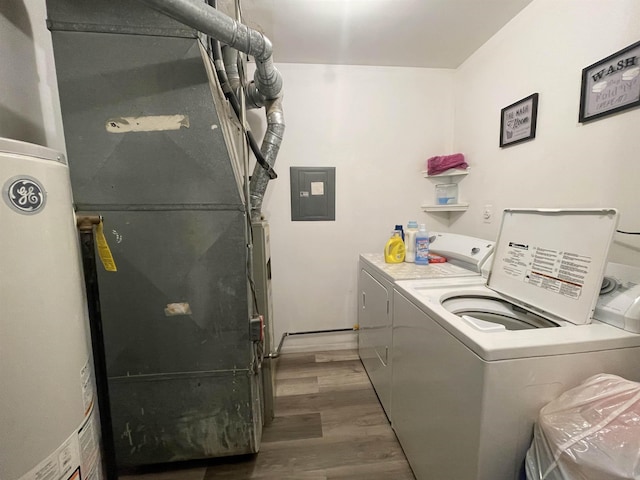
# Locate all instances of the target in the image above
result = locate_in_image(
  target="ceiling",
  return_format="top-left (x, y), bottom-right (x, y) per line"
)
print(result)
top-left (217, 0), bottom-right (533, 69)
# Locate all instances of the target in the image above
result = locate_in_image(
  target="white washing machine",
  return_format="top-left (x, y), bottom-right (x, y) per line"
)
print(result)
top-left (359, 233), bottom-right (494, 421)
top-left (391, 209), bottom-right (640, 480)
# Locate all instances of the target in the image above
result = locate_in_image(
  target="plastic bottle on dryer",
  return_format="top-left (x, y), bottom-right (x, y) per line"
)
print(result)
top-left (404, 221), bottom-right (419, 263)
top-left (384, 230), bottom-right (406, 263)
top-left (415, 224), bottom-right (430, 265)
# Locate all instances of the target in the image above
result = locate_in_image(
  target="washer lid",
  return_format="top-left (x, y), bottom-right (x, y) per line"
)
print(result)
top-left (486, 208), bottom-right (619, 325)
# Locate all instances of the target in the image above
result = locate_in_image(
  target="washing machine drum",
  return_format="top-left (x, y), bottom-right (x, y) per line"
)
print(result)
top-left (442, 296), bottom-right (559, 330)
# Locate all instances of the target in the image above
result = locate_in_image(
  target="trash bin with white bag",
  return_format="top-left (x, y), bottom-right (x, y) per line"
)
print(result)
top-left (525, 374), bottom-right (640, 480)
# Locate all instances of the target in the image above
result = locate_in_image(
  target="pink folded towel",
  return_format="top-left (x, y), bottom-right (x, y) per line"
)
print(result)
top-left (426, 153), bottom-right (468, 176)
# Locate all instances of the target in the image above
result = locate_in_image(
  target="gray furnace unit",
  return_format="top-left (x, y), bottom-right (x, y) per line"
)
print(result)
top-left (46, 0), bottom-right (274, 467)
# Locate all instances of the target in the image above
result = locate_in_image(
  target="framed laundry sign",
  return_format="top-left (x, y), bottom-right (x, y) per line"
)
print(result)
top-left (579, 40), bottom-right (640, 123)
top-left (499, 93), bottom-right (539, 147)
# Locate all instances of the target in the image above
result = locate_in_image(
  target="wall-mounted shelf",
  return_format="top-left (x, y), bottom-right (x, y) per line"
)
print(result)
top-left (422, 168), bottom-right (469, 179)
top-left (422, 168), bottom-right (470, 215)
top-left (421, 203), bottom-right (469, 212)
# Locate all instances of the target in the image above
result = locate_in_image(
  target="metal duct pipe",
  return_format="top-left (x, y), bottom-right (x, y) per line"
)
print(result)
top-left (222, 45), bottom-right (241, 93)
top-left (140, 0), bottom-right (283, 100)
top-left (211, 36), bottom-right (277, 180)
top-left (140, 0), bottom-right (285, 218)
top-left (250, 96), bottom-right (284, 221)
top-left (245, 81), bottom-right (267, 110)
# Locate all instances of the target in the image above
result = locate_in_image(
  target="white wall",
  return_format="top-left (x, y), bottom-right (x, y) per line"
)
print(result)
top-left (248, 64), bottom-right (455, 341)
top-left (0, 1), bottom-right (65, 152)
top-left (452, 0), bottom-right (640, 266)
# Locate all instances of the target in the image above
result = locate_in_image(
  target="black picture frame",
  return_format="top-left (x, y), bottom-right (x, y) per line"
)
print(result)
top-left (499, 93), bottom-right (539, 148)
top-left (579, 40), bottom-right (640, 123)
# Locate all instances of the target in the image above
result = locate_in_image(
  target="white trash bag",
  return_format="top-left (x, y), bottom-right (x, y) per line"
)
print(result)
top-left (525, 374), bottom-right (640, 480)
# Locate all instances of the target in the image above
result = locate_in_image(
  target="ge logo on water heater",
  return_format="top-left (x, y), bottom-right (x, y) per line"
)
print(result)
top-left (3, 176), bottom-right (47, 214)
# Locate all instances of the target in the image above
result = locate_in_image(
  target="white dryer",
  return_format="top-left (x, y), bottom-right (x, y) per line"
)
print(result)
top-left (392, 209), bottom-right (640, 480)
top-left (358, 233), bottom-right (494, 420)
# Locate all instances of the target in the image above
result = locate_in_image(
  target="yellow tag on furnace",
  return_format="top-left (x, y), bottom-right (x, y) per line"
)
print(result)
top-left (96, 220), bottom-right (117, 272)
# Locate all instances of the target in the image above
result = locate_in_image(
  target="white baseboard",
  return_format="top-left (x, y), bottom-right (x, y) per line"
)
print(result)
top-left (279, 330), bottom-right (358, 354)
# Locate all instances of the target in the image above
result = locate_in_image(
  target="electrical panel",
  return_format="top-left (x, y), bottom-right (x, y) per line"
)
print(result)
top-left (290, 166), bottom-right (336, 221)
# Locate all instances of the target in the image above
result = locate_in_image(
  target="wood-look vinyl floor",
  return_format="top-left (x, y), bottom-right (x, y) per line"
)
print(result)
top-left (119, 349), bottom-right (415, 480)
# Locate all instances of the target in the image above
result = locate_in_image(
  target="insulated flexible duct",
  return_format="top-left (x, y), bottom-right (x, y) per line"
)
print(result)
top-left (140, 0), bottom-right (285, 220)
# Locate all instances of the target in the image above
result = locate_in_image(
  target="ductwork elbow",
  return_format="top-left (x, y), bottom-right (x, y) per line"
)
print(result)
top-left (250, 96), bottom-right (285, 222)
top-left (141, 0), bottom-right (283, 98)
top-left (252, 36), bottom-right (282, 100)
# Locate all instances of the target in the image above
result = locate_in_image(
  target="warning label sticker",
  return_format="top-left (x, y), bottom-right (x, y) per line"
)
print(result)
top-left (18, 406), bottom-right (102, 480)
top-left (18, 430), bottom-right (81, 480)
top-left (80, 360), bottom-right (95, 417)
top-left (501, 242), bottom-right (531, 280)
top-left (501, 242), bottom-right (592, 299)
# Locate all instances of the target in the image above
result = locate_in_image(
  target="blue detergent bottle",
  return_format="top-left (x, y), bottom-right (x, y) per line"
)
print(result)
top-left (415, 224), bottom-right (430, 265)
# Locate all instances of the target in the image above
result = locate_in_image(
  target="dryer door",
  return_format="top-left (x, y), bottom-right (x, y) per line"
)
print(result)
top-left (358, 268), bottom-right (392, 417)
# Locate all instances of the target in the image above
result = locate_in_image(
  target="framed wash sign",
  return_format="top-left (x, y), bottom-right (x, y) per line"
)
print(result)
top-left (500, 93), bottom-right (539, 148)
top-left (579, 40), bottom-right (640, 123)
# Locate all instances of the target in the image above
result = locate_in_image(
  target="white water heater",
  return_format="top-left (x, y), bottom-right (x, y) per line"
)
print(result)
top-left (0, 138), bottom-right (104, 480)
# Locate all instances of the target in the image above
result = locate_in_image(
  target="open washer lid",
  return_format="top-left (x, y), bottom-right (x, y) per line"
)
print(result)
top-left (486, 208), bottom-right (619, 325)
